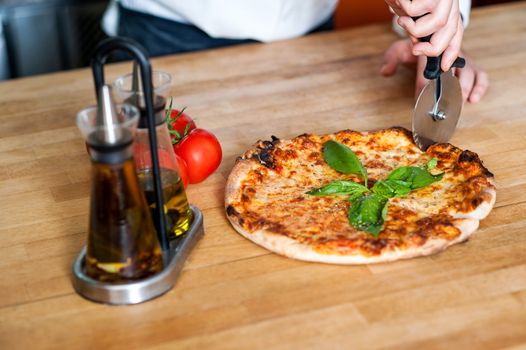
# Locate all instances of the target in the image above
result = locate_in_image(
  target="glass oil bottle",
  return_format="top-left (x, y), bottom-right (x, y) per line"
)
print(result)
top-left (113, 65), bottom-right (192, 240)
top-left (77, 85), bottom-right (163, 282)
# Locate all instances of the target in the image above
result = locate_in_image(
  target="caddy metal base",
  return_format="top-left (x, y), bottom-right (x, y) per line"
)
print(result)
top-left (72, 205), bottom-right (204, 305)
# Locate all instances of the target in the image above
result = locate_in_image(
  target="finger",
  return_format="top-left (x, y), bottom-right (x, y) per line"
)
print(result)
top-left (440, 22), bottom-right (463, 71)
top-left (398, 0), bottom-right (454, 39)
top-left (456, 63), bottom-right (476, 102)
top-left (415, 55), bottom-right (428, 99)
top-left (397, 0), bottom-right (435, 17)
top-left (412, 15), bottom-right (460, 58)
top-left (389, 4), bottom-right (405, 17)
top-left (469, 70), bottom-right (489, 103)
top-left (381, 40), bottom-right (415, 76)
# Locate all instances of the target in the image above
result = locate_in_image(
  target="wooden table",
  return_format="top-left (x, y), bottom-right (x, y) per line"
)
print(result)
top-left (1, 3), bottom-right (525, 349)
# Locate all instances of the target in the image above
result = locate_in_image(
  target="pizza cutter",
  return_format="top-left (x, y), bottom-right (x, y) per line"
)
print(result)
top-left (411, 20), bottom-right (466, 150)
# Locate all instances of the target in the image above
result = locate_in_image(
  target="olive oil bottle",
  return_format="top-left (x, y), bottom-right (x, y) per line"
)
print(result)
top-left (118, 67), bottom-right (193, 239)
top-left (77, 85), bottom-right (163, 282)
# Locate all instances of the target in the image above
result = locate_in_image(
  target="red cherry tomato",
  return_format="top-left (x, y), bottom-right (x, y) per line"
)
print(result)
top-left (166, 109), bottom-right (196, 144)
top-left (175, 154), bottom-right (189, 188)
top-left (174, 128), bottom-right (222, 184)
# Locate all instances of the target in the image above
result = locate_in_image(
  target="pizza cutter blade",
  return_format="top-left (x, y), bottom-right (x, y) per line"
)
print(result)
top-left (412, 71), bottom-right (463, 150)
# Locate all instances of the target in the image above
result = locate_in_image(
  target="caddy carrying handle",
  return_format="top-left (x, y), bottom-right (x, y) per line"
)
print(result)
top-left (90, 37), bottom-right (170, 252)
top-left (411, 16), bottom-right (466, 80)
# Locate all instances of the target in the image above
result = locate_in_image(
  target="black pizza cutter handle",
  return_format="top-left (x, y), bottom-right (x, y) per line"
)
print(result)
top-left (411, 16), bottom-right (466, 80)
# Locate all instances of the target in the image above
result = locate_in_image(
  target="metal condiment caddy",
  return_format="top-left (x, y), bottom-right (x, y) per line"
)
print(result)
top-left (72, 37), bottom-right (204, 305)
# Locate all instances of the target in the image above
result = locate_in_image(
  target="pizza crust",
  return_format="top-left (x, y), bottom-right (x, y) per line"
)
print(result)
top-left (224, 158), bottom-right (256, 209)
top-left (227, 204), bottom-right (480, 264)
top-left (452, 187), bottom-right (497, 220)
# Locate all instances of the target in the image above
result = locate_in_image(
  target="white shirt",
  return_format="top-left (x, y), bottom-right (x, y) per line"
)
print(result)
top-left (103, 0), bottom-right (338, 42)
top-left (103, 0), bottom-right (471, 42)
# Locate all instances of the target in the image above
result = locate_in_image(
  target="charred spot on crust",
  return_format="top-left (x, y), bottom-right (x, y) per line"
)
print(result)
top-left (471, 196), bottom-right (483, 208)
top-left (226, 205), bottom-right (240, 217)
top-left (257, 149), bottom-right (274, 168)
top-left (482, 167), bottom-right (494, 178)
top-left (252, 136), bottom-right (281, 168)
top-left (459, 150), bottom-right (479, 163)
top-left (459, 150), bottom-right (494, 177)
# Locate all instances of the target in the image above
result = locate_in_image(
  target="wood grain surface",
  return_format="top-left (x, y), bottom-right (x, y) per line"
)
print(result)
top-left (1, 3), bottom-right (526, 349)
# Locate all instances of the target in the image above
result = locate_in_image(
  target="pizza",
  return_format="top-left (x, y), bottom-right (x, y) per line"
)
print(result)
top-left (224, 127), bottom-right (496, 264)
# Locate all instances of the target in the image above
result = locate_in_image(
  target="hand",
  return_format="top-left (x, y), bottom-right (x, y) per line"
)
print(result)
top-left (381, 39), bottom-right (489, 103)
top-left (384, 0), bottom-right (464, 71)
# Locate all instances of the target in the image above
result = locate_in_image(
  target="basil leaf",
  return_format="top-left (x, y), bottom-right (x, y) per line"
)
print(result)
top-left (371, 179), bottom-right (412, 198)
top-left (348, 193), bottom-right (388, 236)
top-left (307, 181), bottom-right (368, 197)
top-left (388, 166), bottom-right (443, 190)
top-left (426, 157), bottom-right (438, 170)
top-left (323, 140), bottom-right (368, 186)
top-left (387, 166), bottom-right (411, 181)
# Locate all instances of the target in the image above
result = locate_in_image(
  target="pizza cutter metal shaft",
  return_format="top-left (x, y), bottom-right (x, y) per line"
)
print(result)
top-left (429, 75), bottom-right (446, 121)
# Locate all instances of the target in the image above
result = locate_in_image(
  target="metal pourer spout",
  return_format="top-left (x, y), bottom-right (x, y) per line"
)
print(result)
top-left (128, 61), bottom-right (146, 109)
top-left (97, 85), bottom-right (123, 144)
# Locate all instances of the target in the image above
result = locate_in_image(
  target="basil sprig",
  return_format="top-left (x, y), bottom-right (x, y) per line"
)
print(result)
top-left (323, 140), bottom-right (368, 186)
top-left (307, 140), bottom-right (443, 237)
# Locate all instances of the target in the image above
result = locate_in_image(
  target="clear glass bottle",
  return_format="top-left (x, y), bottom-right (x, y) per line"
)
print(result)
top-left (77, 87), bottom-right (163, 282)
top-left (113, 69), bottom-right (192, 240)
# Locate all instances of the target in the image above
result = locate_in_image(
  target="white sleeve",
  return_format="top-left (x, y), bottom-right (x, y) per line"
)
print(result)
top-left (102, 0), bottom-right (119, 36)
top-left (392, 0), bottom-right (472, 37)
top-left (459, 0), bottom-right (472, 28)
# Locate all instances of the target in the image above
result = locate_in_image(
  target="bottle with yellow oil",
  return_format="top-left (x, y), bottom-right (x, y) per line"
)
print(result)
top-left (113, 66), bottom-right (192, 239)
top-left (77, 85), bottom-right (163, 282)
